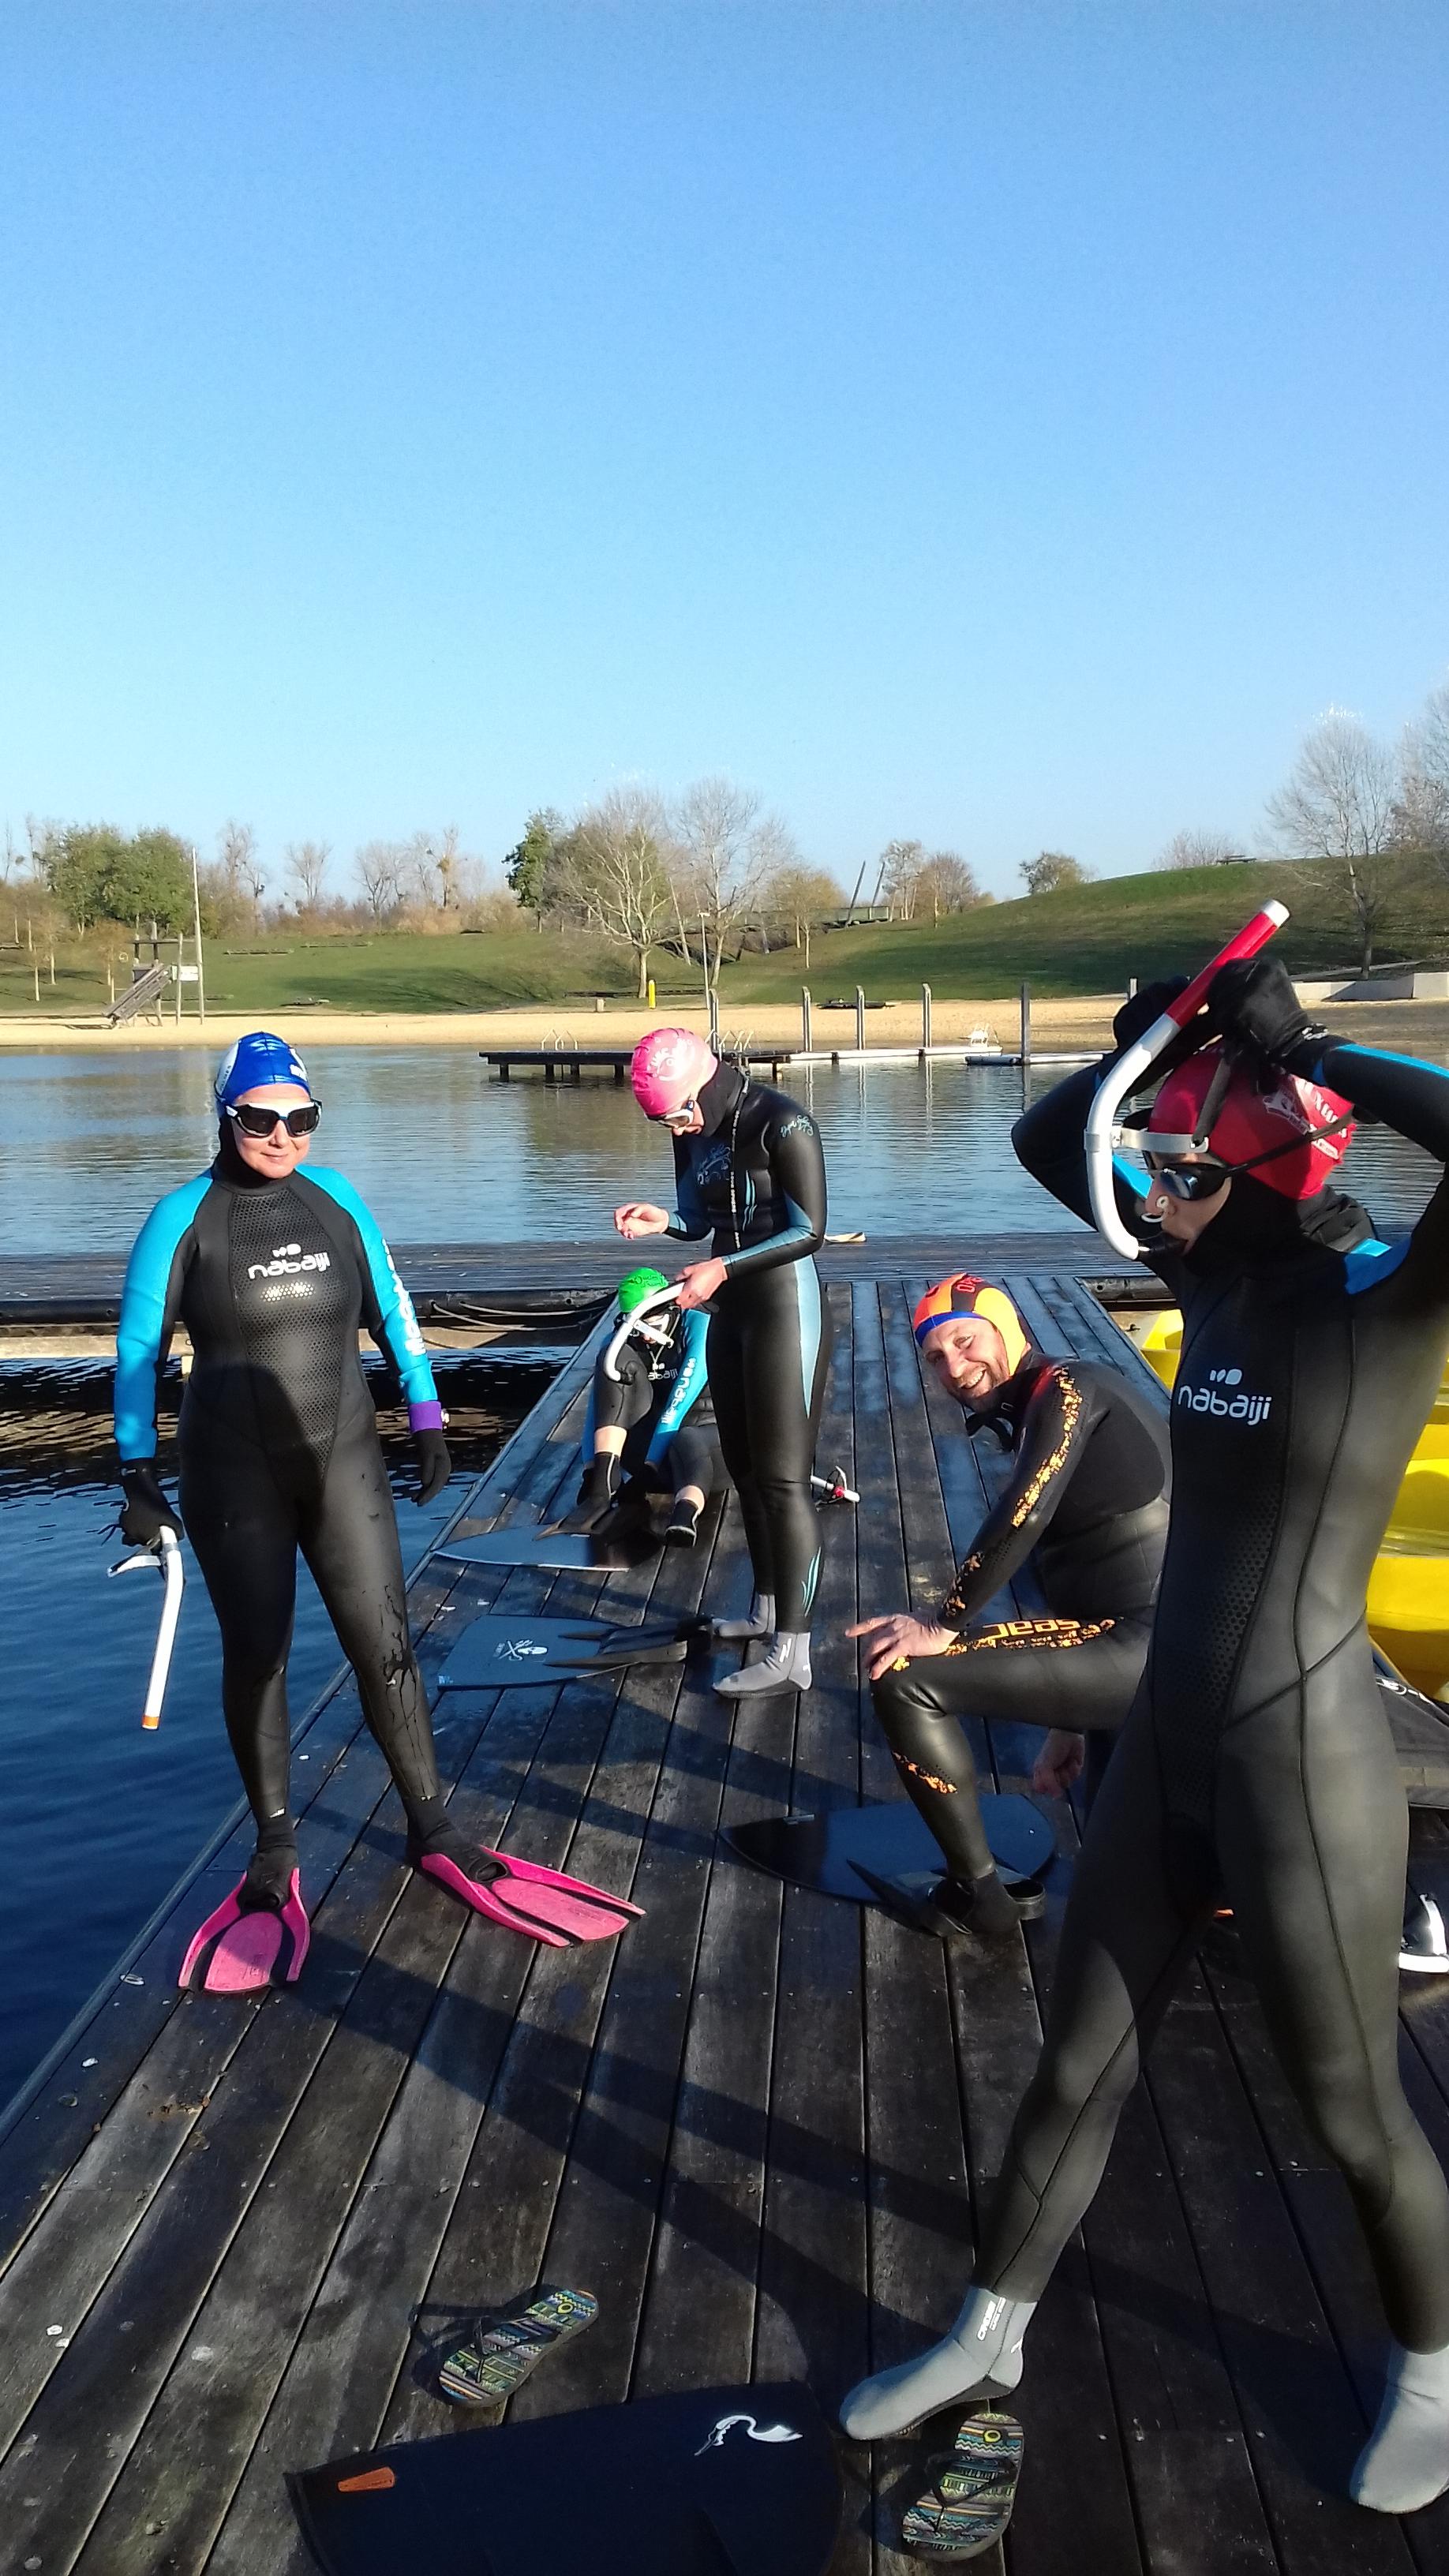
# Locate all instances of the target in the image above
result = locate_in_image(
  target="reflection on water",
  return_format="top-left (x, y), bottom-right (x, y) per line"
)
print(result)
top-left (0, 1354), bottom-right (541, 2110)
top-left (0, 1043), bottom-right (1443, 1249)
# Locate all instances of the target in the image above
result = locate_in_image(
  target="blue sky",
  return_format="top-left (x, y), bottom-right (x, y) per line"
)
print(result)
top-left (2, 2), bottom-right (1446, 898)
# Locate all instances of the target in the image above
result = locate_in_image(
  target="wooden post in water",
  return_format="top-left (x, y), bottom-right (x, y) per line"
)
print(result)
top-left (1019, 981), bottom-right (1032, 1064)
top-left (800, 987), bottom-right (812, 1050)
top-left (855, 986), bottom-right (866, 1053)
top-left (921, 983), bottom-right (932, 1050)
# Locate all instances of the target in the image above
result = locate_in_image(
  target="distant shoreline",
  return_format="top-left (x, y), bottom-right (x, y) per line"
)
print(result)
top-left (2, 990), bottom-right (1448, 1059)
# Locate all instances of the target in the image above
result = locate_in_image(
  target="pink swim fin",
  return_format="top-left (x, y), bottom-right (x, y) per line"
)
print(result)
top-left (178, 1870), bottom-right (310, 1992)
top-left (409, 1829), bottom-right (643, 1947)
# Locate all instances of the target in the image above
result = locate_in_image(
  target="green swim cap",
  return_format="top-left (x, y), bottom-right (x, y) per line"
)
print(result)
top-left (617, 1266), bottom-right (670, 1316)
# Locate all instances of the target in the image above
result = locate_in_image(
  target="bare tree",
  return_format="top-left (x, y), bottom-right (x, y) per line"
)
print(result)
top-left (1265, 710), bottom-right (1406, 970)
top-left (1395, 681), bottom-right (1449, 863)
top-left (758, 859), bottom-right (844, 951)
top-left (1158, 829), bottom-right (1247, 870)
top-left (1020, 850), bottom-right (1091, 896)
top-left (878, 837), bottom-right (927, 919)
top-left (915, 849), bottom-right (981, 918)
top-left (356, 840), bottom-right (406, 922)
top-left (218, 821), bottom-right (266, 912)
top-left (672, 777), bottom-right (772, 980)
top-left (555, 787), bottom-right (679, 998)
top-left (284, 839), bottom-right (331, 912)
top-left (1265, 709), bottom-right (1396, 860)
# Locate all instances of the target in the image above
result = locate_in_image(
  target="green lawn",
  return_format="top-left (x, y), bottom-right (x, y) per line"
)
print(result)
top-left (3, 859), bottom-right (1445, 1020)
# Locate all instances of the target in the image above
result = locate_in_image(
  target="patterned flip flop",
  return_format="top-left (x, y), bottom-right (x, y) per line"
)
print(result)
top-left (438, 2285), bottom-right (598, 2406)
top-left (900, 2407), bottom-right (1024, 2560)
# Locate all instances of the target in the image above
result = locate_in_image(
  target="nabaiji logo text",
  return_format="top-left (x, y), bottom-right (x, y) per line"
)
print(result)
top-left (247, 1241), bottom-right (331, 1281)
top-left (1175, 1366), bottom-right (1272, 1426)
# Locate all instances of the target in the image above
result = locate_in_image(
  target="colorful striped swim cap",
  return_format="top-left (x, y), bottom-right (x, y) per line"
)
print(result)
top-left (912, 1275), bottom-right (1029, 1376)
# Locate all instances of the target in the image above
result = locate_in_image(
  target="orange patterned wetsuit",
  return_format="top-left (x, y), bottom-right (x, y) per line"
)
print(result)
top-left (872, 1353), bottom-right (1169, 1886)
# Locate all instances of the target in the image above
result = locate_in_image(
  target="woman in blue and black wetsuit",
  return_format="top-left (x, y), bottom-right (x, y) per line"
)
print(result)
top-left (114, 1031), bottom-right (530, 1979)
top-left (616, 1027), bottom-right (831, 1697)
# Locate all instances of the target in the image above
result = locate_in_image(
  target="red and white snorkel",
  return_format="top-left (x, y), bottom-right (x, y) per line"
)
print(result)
top-left (1084, 901), bottom-right (1290, 1260)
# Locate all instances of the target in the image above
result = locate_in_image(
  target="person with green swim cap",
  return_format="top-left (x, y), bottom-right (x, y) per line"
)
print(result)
top-left (560, 1265), bottom-right (724, 1543)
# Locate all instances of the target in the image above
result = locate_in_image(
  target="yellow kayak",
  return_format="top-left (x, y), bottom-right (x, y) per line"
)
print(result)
top-left (1121, 1311), bottom-right (1449, 1701)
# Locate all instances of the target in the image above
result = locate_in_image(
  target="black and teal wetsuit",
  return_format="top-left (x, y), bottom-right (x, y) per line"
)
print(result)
top-left (968, 1036), bottom-right (1449, 2353)
top-left (584, 1304), bottom-right (722, 1497)
top-left (115, 1157), bottom-right (446, 1837)
top-left (666, 1062), bottom-right (831, 1630)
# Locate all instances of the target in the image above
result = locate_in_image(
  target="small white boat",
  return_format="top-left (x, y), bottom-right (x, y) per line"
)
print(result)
top-left (963, 1025), bottom-right (1003, 1054)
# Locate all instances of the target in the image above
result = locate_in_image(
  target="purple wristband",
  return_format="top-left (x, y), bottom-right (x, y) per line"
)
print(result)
top-left (408, 1399), bottom-right (445, 1433)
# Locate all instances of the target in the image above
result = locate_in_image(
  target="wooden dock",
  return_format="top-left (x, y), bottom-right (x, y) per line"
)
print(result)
top-left (481, 1046), bottom-right (797, 1080)
top-left (2, 1260), bottom-right (1447, 2574)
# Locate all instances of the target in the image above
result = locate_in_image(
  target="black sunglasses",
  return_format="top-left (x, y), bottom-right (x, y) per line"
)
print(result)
top-left (226, 1100), bottom-right (322, 1138)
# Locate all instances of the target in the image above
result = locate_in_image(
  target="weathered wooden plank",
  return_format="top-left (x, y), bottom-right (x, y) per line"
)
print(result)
top-left (751, 1286), bottom-right (871, 2571)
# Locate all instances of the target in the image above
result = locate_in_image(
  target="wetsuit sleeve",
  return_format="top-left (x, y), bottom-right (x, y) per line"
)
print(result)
top-left (646, 1309), bottom-right (710, 1464)
top-left (941, 1365), bottom-right (1098, 1624)
top-left (113, 1178), bottom-right (210, 1461)
top-left (1289, 1036), bottom-right (1449, 1286)
top-left (717, 1106), bottom-right (827, 1281)
top-left (1012, 1061), bottom-right (1184, 1295)
top-left (302, 1167), bottom-right (444, 1428)
top-left (664, 1136), bottom-right (710, 1241)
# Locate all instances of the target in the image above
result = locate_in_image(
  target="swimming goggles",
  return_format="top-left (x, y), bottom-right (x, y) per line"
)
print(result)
top-left (646, 1097), bottom-right (698, 1129)
top-left (1113, 1115), bottom-right (1355, 1202)
top-left (225, 1100), bottom-right (322, 1138)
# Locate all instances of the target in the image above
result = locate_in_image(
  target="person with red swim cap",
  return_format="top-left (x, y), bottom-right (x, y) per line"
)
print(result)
top-left (616, 1026), bottom-right (831, 1695)
top-left (840, 956), bottom-right (1449, 2520)
top-left (844, 1271), bottom-right (1170, 1939)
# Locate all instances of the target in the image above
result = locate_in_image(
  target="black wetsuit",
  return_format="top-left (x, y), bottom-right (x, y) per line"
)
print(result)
top-left (873, 1354), bottom-right (1169, 1881)
top-left (971, 1037), bottom-right (1449, 2354)
top-left (666, 1062), bottom-right (831, 1630)
top-left (115, 1152), bottom-right (445, 1839)
top-left (586, 1305), bottom-right (723, 1497)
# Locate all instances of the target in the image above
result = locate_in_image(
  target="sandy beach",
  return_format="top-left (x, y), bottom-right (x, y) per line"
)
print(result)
top-left (3, 990), bottom-right (1449, 1058)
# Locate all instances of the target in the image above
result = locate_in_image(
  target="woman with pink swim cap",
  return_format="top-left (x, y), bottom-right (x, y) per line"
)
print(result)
top-left (616, 1026), bottom-right (831, 1696)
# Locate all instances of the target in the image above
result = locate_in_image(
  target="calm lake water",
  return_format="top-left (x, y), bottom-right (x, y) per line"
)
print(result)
top-left (0, 1039), bottom-right (1443, 2107)
top-left (0, 1042), bottom-right (1442, 1247)
top-left (0, 1356), bottom-right (543, 2111)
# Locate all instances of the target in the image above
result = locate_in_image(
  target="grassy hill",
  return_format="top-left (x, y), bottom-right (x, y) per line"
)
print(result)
top-left (725, 859), bottom-right (1449, 1004)
top-left (3, 858), bottom-right (1445, 1021)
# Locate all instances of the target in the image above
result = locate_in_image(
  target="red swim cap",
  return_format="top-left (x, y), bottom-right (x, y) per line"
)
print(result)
top-left (912, 1275), bottom-right (1030, 1376)
top-left (629, 1027), bottom-right (718, 1118)
top-left (1148, 1044), bottom-right (1354, 1200)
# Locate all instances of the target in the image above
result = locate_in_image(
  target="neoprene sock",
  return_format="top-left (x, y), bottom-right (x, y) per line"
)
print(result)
top-left (839, 2290), bottom-right (1036, 2443)
top-left (713, 1591), bottom-right (774, 1642)
top-left (962, 1866), bottom-right (1032, 1939)
top-left (714, 1631), bottom-right (813, 1697)
top-left (1351, 2341), bottom-right (1449, 2513)
top-left (243, 1818), bottom-right (299, 1909)
top-left (664, 1497), bottom-right (701, 1548)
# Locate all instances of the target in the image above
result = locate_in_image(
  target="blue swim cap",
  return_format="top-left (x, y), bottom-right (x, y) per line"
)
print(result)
top-left (214, 1031), bottom-right (311, 1109)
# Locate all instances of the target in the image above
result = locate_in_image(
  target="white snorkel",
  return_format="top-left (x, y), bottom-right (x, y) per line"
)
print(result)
top-left (1084, 902), bottom-right (1290, 1260)
top-left (601, 1281), bottom-right (683, 1383)
top-left (110, 1525), bottom-right (185, 1732)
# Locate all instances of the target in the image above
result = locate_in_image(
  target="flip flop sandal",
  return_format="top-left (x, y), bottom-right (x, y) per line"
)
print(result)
top-left (438, 2285), bottom-right (598, 2406)
top-left (900, 2407), bottom-right (1024, 2560)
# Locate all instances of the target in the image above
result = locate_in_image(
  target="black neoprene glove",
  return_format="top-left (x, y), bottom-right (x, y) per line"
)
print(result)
top-left (1111, 975), bottom-right (1190, 1053)
top-left (1204, 957), bottom-right (1316, 1062)
top-left (118, 1461), bottom-right (183, 1546)
top-left (414, 1429), bottom-right (452, 1507)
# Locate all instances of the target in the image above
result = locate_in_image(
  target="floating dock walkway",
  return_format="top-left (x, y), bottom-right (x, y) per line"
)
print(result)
top-left (0, 1249), bottom-right (1446, 2573)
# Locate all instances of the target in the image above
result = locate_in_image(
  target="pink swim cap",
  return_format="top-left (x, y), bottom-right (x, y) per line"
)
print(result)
top-left (1149, 1044), bottom-right (1354, 1200)
top-left (629, 1027), bottom-right (718, 1118)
